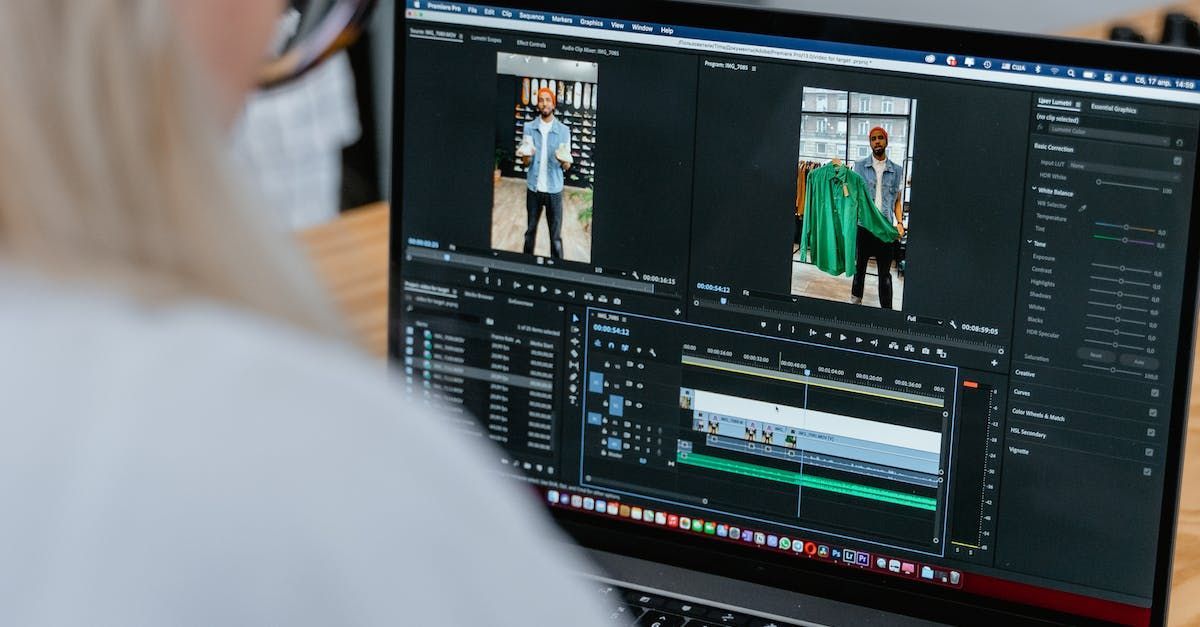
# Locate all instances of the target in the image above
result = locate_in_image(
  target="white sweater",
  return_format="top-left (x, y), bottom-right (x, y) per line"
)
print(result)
top-left (0, 273), bottom-right (610, 626)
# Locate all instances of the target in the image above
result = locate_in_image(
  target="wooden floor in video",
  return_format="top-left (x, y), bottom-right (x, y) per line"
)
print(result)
top-left (491, 177), bottom-right (592, 263)
top-left (790, 256), bottom-right (905, 310)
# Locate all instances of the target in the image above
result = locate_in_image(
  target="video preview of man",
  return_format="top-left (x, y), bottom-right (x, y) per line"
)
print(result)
top-left (492, 54), bottom-right (598, 263)
top-left (850, 126), bottom-right (906, 309)
top-left (517, 87), bottom-right (573, 259)
top-left (793, 88), bottom-right (914, 311)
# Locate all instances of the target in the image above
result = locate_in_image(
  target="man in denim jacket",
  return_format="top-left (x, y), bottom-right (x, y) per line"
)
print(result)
top-left (519, 87), bottom-right (572, 259)
top-left (850, 127), bottom-right (906, 309)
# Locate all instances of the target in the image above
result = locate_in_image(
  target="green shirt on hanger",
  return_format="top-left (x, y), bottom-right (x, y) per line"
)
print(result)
top-left (799, 163), bottom-right (899, 278)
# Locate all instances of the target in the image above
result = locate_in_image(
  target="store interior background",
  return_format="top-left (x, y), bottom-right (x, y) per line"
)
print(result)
top-left (333, 0), bottom-right (1181, 222)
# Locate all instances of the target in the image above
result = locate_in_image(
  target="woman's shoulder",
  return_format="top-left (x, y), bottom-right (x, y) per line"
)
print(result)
top-left (0, 272), bottom-right (428, 467)
top-left (0, 273), bottom-right (384, 408)
top-left (0, 274), bottom-right (613, 625)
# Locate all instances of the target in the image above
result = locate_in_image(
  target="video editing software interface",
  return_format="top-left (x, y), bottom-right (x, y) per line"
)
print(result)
top-left (397, 1), bottom-right (1200, 621)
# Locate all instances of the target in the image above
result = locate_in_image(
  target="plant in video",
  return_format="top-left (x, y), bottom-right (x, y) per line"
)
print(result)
top-left (570, 188), bottom-right (594, 232)
top-left (494, 147), bottom-right (509, 184)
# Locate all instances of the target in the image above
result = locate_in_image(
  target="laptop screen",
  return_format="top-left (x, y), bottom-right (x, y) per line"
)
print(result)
top-left (393, 2), bottom-right (1200, 623)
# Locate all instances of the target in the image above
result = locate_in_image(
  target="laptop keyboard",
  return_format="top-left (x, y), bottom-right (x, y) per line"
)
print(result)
top-left (594, 582), bottom-right (802, 627)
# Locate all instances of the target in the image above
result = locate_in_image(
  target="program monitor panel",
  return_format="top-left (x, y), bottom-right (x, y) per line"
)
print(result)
top-left (396, 2), bottom-right (1200, 623)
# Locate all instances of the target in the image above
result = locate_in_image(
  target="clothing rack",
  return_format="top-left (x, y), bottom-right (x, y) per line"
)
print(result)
top-left (795, 159), bottom-right (823, 217)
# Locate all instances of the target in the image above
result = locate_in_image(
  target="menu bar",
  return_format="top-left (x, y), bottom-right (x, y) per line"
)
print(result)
top-left (407, 1), bottom-right (1200, 105)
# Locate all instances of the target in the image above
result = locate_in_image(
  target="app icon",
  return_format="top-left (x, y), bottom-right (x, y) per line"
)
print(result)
top-left (741, 529), bottom-right (754, 542)
top-left (704, 522), bottom-right (716, 535)
top-left (888, 559), bottom-right (902, 573)
top-left (779, 537), bottom-right (792, 551)
top-left (595, 500), bottom-right (606, 513)
top-left (857, 553), bottom-right (870, 567)
top-left (547, 490), bottom-right (560, 504)
top-left (571, 495), bottom-right (583, 508)
top-left (876, 557), bottom-right (888, 569)
top-left (716, 524), bottom-right (728, 538)
top-left (643, 509), bottom-right (655, 523)
top-left (844, 549), bottom-right (857, 563)
top-left (655, 512), bottom-right (667, 525)
top-left (619, 505), bottom-right (631, 517)
top-left (817, 545), bottom-right (830, 558)
top-left (830, 548), bottom-right (841, 560)
top-left (804, 542), bottom-right (818, 556)
top-left (921, 566), bottom-right (935, 580)
top-left (668, 514), bottom-right (679, 527)
top-left (631, 507), bottom-right (642, 520)
top-left (584, 498), bottom-right (595, 511)
top-left (950, 571), bottom-right (962, 585)
top-left (901, 562), bottom-right (916, 576)
top-left (766, 535), bottom-right (778, 548)
top-left (728, 526), bottom-right (740, 538)
top-left (754, 532), bottom-right (766, 545)
top-left (606, 502), bottom-right (619, 515)
top-left (792, 540), bottom-right (804, 553)
top-left (680, 516), bottom-right (691, 529)
top-left (692, 519), bottom-right (704, 532)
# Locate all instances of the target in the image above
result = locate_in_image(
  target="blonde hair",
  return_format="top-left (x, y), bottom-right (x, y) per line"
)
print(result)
top-left (0, 2), bottom-right (344, 336)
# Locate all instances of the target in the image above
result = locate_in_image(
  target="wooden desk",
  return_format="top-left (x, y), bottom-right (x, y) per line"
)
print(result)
top-left (298, 202), bottom-right (390, 359)
top-left (1061, 2), bottom-right (1200, 41)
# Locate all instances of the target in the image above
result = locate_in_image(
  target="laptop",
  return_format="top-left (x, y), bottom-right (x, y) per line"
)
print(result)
top-left (390, 1), bottom-right (1200, 624)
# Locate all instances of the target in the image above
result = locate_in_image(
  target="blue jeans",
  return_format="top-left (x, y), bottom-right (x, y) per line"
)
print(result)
top-left (524, 190), bottom-right (564, 259)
